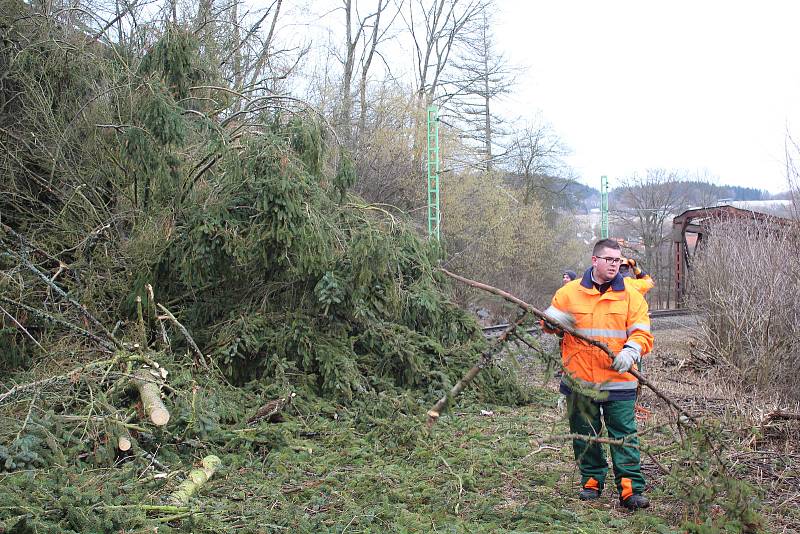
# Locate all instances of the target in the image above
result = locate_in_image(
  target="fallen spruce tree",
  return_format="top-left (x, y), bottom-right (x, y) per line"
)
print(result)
top-left (0, 12), bottom-right (527, 532)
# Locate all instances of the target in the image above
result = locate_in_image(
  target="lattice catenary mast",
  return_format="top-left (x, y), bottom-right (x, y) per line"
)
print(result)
top-left (600, 175), bottom-right (609, 239)
top-left (426, 106), bottom-right (440, 241)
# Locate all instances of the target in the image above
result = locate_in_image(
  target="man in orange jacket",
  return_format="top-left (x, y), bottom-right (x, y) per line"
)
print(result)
top-left (543, 239), bottom-right (654, 510)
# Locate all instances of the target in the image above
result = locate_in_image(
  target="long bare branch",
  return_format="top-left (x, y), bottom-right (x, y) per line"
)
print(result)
top-left (438, 267), bottom-right (700, 424)
top-left (426, 313), bottom-right (527, 426)
top-left (2, 245), bottom-right (122, 349)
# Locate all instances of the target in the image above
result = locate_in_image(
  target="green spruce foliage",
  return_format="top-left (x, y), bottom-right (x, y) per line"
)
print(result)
top-left (1, 15), bottom-right (525, 411)
top-left (157, 123), bottom-right (523, 403)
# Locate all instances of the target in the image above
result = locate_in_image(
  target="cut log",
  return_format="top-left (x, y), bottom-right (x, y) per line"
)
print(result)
top-left (117, 435), bottom-right (132, 451)
top-left (133, 369), bottom-right (170, 426)
top-left (169, 455), bottom-right (222, 505)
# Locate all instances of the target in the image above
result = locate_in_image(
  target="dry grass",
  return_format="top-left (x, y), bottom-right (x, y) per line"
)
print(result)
top-left (642, 316), bottom-right (800, 533)
top-left (496, 310), bottom-right (800, 532)
top-left (689, 219), bottom-right (800, 402)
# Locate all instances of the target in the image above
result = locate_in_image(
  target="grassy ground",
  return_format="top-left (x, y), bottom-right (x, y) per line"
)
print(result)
top-left (194, 390), bottom-right (679, 533)
top-left (0, 365), bottom-right (680, 533)
top-left (0, 385), bottom-right (680, 534)
top-left (5, 318), bottom-right (797, 533)
top-left (2, 392), bottom-right (677, 533)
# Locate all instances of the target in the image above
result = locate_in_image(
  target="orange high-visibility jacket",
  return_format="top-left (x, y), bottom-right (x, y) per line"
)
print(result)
top-left (627, 275), bottom-right (654, 296)
top-left (544, 270), bottom-right (653, 394)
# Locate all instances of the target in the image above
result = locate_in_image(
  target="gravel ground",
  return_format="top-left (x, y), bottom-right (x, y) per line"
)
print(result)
top-left (650, 312), bottom-right (699, 332)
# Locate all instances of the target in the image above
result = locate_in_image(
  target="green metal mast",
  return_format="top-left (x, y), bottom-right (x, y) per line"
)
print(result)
top-left (600, 175), bottom-right (609, 239)
top-left (426, 105), bottom-right (440, 241)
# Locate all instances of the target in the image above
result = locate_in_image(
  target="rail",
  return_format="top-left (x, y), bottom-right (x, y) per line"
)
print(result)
top-left (649, 308), bottom-right (692, 318)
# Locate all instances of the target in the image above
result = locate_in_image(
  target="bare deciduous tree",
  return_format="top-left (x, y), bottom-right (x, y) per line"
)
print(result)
top-left (405, 0), bottom-right (488, 173)
top-left (336, 0), bottom-right (367, 140)
top-left (612, 169), bottom-right (693, 308)
top-left (333, 0), bottom-right (395, 142)
top-left (442, 8), bottom-right (517, 171)
top-left (407, 0), bottom-right (486, 104)
top-left (356, 0), bottom-right (399, 137)
top-left (212, 0), bottom-right (310, 110)
top-left (785, 130), bottom-right (800, 220)
top-left (506, 118), bottom-right (571, 206)
top-left (691, 218), bottom-right (800, 401)
top-left (613, 169), bottom-right (689, 265)
top-left (349, 86), bottom-right (423, 208)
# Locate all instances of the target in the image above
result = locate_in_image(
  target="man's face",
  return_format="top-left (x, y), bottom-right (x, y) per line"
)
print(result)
top-left (562, 274), bottom-right (571, 285)
top-left (591, 247), bottom-right (622, 283)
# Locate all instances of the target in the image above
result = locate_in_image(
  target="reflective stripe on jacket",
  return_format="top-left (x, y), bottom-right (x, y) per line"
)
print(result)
top-left (544, 268), bottom-right (653, 391)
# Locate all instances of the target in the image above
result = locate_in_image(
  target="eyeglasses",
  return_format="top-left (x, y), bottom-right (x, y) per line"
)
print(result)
top-left (595, 256), bottom-right (623, 265)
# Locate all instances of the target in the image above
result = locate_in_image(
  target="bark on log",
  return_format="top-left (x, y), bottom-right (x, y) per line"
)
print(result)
top-left (169, 455), bottom-right (222, 505)
top-left (133, 369), bottom-right (170, 426)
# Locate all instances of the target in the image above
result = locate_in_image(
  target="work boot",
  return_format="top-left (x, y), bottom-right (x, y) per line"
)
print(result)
top-left (620, 494), bottom-right (650, 510)
top-left (578, 488), bottom-right (600, 501)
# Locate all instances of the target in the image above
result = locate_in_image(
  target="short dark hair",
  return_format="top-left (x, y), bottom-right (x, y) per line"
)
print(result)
top-left (593, 239), bottom-right (620, 256)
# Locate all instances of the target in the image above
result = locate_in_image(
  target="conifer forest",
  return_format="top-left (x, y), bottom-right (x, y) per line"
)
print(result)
top-left (1, 1), bottom-right (799, 533)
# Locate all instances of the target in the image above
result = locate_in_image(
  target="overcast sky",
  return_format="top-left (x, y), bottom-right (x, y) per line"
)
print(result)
top-left (493, 1), bottom-right (800, 193)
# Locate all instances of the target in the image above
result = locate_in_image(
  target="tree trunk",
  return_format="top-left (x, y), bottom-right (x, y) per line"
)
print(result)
top-left (230, 0), bottom-right (243, 96)
top-left (338, 0), bottom-right (359, 142)
top-left (248, 0), bottom-right (283, 91)
top-left (133, 369), bottom-right (170, 426)
top-left (117, 433), bottom-right (132, 451)
top-left (358, 0), bottom-right (386, 136)
top-left (484, 91), bottom-right (492, 170)
top-left (482, 22), bottom-right (492, 171)
top-left (170, 455), bottom-right (222, 505)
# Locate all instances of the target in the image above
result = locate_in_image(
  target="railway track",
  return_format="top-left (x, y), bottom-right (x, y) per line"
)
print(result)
top-left (480, 323), bottom-right (541, 338)
top-left (649, 308), bottom-right (692, 318)
top-left (481, 308), bottom-right (691, 337)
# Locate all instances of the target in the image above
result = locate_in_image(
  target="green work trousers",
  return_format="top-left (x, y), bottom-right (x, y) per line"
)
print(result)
top-left (566, 393), bottom-right (645, 496)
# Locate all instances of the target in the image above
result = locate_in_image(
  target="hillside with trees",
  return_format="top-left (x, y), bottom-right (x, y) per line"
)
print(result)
top-left (610, 179), bottom-right (777, 209)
